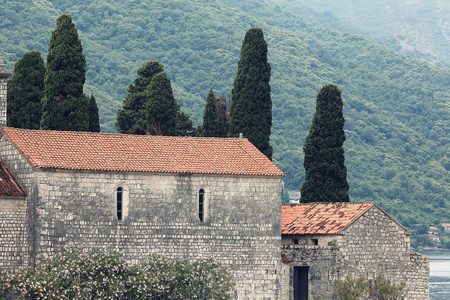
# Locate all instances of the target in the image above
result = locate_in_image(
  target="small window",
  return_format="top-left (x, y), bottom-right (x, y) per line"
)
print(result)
top-left (199, 189), bottom-right (205, 222)
top-left (293, 239), bottom-right (299, 245)
top-left (117, 187), bottom-right (123, 220)
top-left (312, 239), bottom-right (318, 246)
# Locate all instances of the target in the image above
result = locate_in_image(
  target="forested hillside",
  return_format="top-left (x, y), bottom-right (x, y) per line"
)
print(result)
top-left (0, 0), bottom-right (449, 236)
top-left (269, 0), bottom-right (450, 67)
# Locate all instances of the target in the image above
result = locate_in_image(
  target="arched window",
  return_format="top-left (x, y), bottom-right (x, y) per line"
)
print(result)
top-left (199, 189), bottom-right (205, 222)
top-left (117, 187), bottom-right (123, 220)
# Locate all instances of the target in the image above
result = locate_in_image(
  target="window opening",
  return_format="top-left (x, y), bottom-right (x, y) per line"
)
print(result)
top-left (293, 239), bottom-right (299, 245)
top-left (117, 187), bottom-right (123, 220)
top-left (199, 189), bottom-right (205, 222)
top-left (312, 239), bottom-right (318, 245)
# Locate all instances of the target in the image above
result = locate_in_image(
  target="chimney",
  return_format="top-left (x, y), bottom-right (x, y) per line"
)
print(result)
top-left (0, 55), bottom-right (11, 127)
top-left (239, 132), bottom-right (243, 140)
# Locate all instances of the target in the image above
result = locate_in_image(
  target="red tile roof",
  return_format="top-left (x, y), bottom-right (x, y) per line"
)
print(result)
top-left (282, 202), bottom-right (374, 235)
top-left (2, 128), bottom-right (285, 177)
top-left (0, 160), bottom-right (26, 197)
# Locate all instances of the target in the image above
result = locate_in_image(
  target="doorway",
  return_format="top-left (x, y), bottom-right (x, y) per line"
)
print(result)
top-left (293, 266), bottom-right (309, 300)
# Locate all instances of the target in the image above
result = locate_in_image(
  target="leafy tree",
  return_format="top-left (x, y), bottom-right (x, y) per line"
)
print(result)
top-left (40, 14), bottom-right (88, 131)
top-left (87, 94), bottom-right (100, 132)
top-left (202, 88), bottom-right (219, 137)
top-left (7, 51), bottom-right (44, 129)
top-left (116, 61), bottom-right (164, 134)
top-left (300, 85), bottom-right (349, 203)
top-left (216, 94), bottom-right (229, 138)
top-left (145, 72), bottom-right (179, 136)
top-left (228, 28), bottom-right (273, 159)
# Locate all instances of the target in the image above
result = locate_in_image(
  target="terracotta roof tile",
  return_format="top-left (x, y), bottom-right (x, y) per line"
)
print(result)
top-left (2, 128), bottom-right (285, 177)
top-left (0, 160), bottom-right (26, 197)
top-left (282, 202), bottom-right (374, 235)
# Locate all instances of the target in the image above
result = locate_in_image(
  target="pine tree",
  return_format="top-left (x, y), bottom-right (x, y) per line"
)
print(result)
top-left (40, 14), bottom-right (88, 131)
top-left (145, 72), bottom-right (179, 136)
top-left (116, 61), bottom-right (164, 134)
top-left (300, 85), bottom-right (350, 203)
top-left (202, 88), bottom-right (219, 137)
top-left (87, 94), bottom-right (100, 132)
top-left (228, 28), bottom-right (273, 159)
top-left (7, 51), bottom-right (45, 129)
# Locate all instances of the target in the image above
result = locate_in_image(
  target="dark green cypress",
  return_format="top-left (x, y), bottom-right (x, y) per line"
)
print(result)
top-left (7, 51), bottom-right (45, 129)
top-left (300, 85), bottom-right (350, 203)
top-left (145, 72), bottom-right (178, 136)
top-left (116, 61), bottom-right (164, 134)
top-left (87, 94), bottom-right (100, 132)
top-left (216, 94), bottom-right (229, 138)
top-left (40, 14), bottom-right (88, 131)
top-left (228, 28), bottom-right (273, 159)
top-left (202, 88), bottom-right (219, 137)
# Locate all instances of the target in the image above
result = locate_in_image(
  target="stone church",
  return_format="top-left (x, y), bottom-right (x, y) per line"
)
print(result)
top-left (0, 56), bottom-right (430, 299)
top-left (0, 56), bottom-right (285, 298)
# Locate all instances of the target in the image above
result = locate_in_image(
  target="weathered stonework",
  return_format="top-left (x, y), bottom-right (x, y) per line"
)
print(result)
top-left (281, 205), bottom-right (430, 300)
top-left (0, 55), bottom-right (10, 127)
top-left (0, 136), bottom-right (283, 299)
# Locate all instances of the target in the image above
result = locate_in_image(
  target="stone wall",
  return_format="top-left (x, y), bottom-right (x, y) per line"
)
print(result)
top-left (281, 245), bottom-right (344, 300)
top-left (0, 198), bottom-right (27, 273)
top-left (1, 138), bottom-right (283, 299)
top-left (0, 135), bottom-right (37, 274)
top-left (281, 205), bottom-right (430, 300)
top-left (0, 58), bottom-right (9, 127)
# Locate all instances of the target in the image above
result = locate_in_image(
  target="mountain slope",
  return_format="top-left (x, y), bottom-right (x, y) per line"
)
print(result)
top-left (269, 0), bottom-right (450, 67)
top-left (0, 0), bottom-right (449, 231)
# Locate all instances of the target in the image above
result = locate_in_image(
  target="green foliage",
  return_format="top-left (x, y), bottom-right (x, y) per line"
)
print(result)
top-left (228, 28), bottom-right (273, 159)
top-left (40, 14), bottom-right (88, 131)
top-left (301, 85), bottom-right (349, 203)
top-left (202, 88), bottom-right (220, 137)
top-left (2, 0), bottom-right (449, 235)
top-left (116, 61), bottom-right (164, 134)
top-left (337, 275), bottom-right (406, 300)
top-left (0, 248), bottom-right (233, 300)
top-left (87, 94), bottom-right (100, 132)
top-left (216, 94), bottom-right (230, 138)
top-left (145, 72), bottom-right (179, 136)
top-left (7, 51), bottom-right (44, 129)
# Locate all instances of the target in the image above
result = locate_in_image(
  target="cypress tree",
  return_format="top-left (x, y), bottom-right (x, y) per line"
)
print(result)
top-left (116, 61), bottom-right (164, 134)
top-left (87, 94), bottom-right (100, 132)
top-left (40, 14), bottom-right (88, 131)
top-left (228, 28), bottom-right (273, 159)
top-left (145, 72), bottom-right (178, 136)
top-left (216, 94), bottom-right (229, 138)
top-left (7, 51), bottom-right (45, 129)
top-left (300, 85), bottom-right (350, 203)
top-left (202, 88), bottom-right (219, 137)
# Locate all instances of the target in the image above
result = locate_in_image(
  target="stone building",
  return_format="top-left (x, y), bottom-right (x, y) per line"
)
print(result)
top-left (280, 202), bottom-right (430, 300)
top-left (0, 124), bottom-right (285, 299)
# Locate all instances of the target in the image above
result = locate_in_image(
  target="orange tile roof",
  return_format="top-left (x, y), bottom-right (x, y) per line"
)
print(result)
top-left (282, 202), bottom-right (374, 235)
top-left (0, 160), bottom-right (26, 197)
top-left (2, 128), bottom-right (285, 177)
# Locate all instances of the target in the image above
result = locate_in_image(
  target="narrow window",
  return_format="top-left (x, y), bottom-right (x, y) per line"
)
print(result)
top-left (117, 187), bottom-right (123, 220)
top-left (293, 239), bottom-right (299, 245)
top-left (199, 189), bottom-right (205, 222)
top-left (312, 239), bottom-right (318, 246)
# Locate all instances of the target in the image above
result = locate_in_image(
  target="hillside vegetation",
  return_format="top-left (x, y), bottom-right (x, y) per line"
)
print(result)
top-left (0, 0), bottom-right (449, 234)
top-left (270, 0), bottom-right (450, 67)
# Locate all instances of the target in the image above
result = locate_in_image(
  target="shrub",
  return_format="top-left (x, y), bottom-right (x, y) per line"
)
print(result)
top-left (337, 275), bottom-right (406, 300)
top-left (1, 248), bottom-right (233, 299)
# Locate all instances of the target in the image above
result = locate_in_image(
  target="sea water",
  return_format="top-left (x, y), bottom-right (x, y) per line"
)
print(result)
top-left (421, 251), bottom-right (450, 300)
